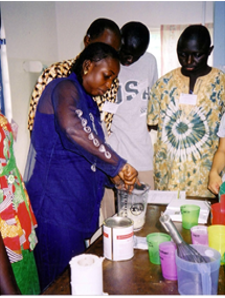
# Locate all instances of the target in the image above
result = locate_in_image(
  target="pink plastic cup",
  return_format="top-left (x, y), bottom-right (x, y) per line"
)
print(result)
top-left (190, 225), bottom-right (209, 246)
top-left (159, 241), bottom-right (177, 281)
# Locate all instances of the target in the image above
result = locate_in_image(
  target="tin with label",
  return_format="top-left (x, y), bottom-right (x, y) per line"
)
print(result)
top-left (103, 216), bottom-right (134, 261)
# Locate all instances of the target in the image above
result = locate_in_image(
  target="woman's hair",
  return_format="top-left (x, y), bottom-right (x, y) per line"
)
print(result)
top-left (71, 42), bottom-right (119, 83)
top-left (86, 18), bottom-right (120, 41)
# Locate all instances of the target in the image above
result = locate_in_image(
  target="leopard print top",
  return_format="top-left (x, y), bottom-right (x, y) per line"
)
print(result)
top-left (27, 57), bottom-right (118, 135)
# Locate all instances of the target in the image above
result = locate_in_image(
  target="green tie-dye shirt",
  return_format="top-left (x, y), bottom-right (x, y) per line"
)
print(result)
top-left (147, 67), bottom-right (225, 198)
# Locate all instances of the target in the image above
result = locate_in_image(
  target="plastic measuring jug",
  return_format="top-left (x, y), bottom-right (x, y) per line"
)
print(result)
top-left (175, 244), bottom-right (221, 295)
top-left (117, 182), bottom-right (150, 231)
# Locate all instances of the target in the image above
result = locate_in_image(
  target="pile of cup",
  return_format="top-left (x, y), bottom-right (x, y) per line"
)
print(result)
top-left (145, 202), bottom-right (225, 294)
top-left (180, 202), bottom-right (225, 265)
top-left (179, 204), bottom-right (209, 246)
top-left (177, 204), bottom-right (222, 295)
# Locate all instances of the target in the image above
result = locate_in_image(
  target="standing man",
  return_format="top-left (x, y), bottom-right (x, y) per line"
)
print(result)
top-left (100, 22), bottom-right (158, 221)
top-left (147, 24), bottom-right (225, 198)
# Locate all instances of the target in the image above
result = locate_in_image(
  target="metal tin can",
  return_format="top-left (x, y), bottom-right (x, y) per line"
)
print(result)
top-left (103, 216), bottom-right (134, 261)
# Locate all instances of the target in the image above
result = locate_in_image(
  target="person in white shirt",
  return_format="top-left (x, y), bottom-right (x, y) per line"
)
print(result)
top-left (100, 21), bottom-right (158, 223)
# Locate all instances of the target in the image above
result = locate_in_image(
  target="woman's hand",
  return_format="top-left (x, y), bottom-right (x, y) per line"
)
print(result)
top-left (110, 175), bottom-right (124, 189)
top-left (116, 163), bottom-right (140, 192)
top-left (207, 137), bottom-right (225, 195)
top-left (208, 170), bottom-right (222, 195)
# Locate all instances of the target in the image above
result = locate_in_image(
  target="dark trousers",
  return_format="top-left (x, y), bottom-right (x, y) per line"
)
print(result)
top-left (34, 220), bottom-right (91, 292)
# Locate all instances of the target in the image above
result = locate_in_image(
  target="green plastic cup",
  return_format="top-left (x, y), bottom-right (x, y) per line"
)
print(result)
top-left (180, 204), bottom-right (200, 229)
top-left (146, 233), bottom-right (171, 264)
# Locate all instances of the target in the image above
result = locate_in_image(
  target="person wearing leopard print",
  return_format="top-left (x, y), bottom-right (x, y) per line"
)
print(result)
top-left (27, 18), bottom-right (121, 136)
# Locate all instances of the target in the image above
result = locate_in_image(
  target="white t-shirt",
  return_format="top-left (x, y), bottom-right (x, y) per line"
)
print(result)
top-left (105, 52), bottom-right (158, 171)
top-left (217, 113), bottom-right (225, 181)
top-left (217, 113), bottom-right (225, 137)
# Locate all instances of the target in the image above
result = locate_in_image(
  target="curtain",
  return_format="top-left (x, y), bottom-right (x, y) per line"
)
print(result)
top-left (160, 23), bottom-right (214, 76)
top-left (0, 7), bottom-right (12, 121)
top-left (0, 9), bottom-right (5, 115)
top-left (0, 46), bottom-right (5, 115)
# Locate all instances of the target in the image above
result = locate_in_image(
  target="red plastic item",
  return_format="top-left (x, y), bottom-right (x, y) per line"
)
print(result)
top-left (211, 195), bottom-right (225, 225)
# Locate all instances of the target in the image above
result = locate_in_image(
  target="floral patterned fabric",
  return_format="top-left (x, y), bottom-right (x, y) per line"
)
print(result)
top-left (0, 114), bottom-right (38, 263)
top-left (147, 67), bottom-right (225, 197)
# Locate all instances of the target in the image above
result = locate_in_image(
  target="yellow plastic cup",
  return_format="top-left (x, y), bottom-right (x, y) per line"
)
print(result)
top-left (208, 225), bottom-right (225, 264)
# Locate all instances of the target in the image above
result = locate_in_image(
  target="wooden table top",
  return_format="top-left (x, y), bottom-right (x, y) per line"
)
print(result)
top-left (42, 197), bottom-right (225, 295)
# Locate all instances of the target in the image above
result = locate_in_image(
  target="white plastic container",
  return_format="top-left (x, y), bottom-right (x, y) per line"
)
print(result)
top-left (117, 182), bottom-right (150, 231)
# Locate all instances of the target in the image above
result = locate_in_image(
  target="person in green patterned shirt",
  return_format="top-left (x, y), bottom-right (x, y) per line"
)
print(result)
top-left (27, 18), bottom-right (121, 136)
top-left (147, 24), bottom-right (225, 198)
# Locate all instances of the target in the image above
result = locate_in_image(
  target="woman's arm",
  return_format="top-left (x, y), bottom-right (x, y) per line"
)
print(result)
top-left (52, 80), bottom-right (138, 188)
top-left (208, 137), bottom-right (225, 195)
top-left (0, 233), bottom-right (21, 294)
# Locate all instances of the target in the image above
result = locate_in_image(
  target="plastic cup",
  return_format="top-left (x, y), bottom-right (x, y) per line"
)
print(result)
top-left (159, 241), bottom-right (177, 280)
top-left (190, 225), bottom-right (208, 246)
top-left (208, 225), bottom-right (225, 264)
top-left (146, 233), bottom-right (171, 265)
top-left (211, 202), bottom-right (225, 225)
top-left (180, 204), bottom-right (200, 229)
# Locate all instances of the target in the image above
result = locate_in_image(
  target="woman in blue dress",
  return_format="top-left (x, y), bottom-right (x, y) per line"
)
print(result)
top-left (25, 42), bottom-right (138, 291)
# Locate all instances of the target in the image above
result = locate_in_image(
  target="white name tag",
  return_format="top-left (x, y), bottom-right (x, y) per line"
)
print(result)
top-left (102, 101), bottom-right (119, 113)
top-left (179, 93), bottom-right (197, 105)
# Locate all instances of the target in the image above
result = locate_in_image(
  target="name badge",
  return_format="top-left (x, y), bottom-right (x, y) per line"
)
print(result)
top-left (179, 93), bottom-right (197, 105)
top-left (102, 101), bottom-right (119, 113)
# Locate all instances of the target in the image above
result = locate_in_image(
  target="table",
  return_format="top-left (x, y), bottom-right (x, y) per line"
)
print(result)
top-left (43, 197), bottom-right (225, 295)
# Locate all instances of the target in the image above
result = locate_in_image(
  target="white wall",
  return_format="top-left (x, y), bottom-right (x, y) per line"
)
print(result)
top-left (1, 1), bottom-right (214, 175)
top-left (55, 1), bottom-right (214, 60)
top-left (1, 1), bottom-right (58, 174)
top-left (214, 2), bottom-right (225, 70)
